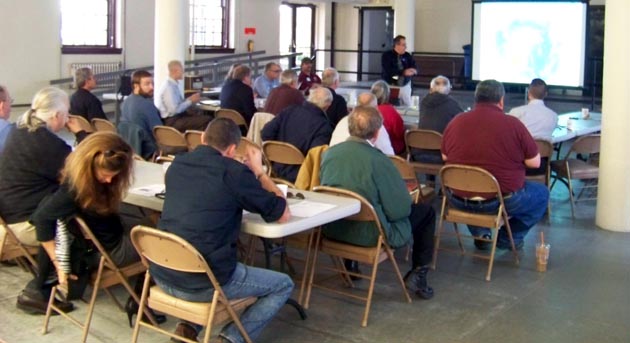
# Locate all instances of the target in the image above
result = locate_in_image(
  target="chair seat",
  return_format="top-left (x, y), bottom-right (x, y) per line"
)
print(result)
top-left (409, 161), bottom-right (443, 176)
top-left (445, 208), bottom-right (504, 229)
top-left (551, 159), bottom-right (599, 179)
top-left (91, 261), bottom-right (146, 289)
top-left (148, 285), bottom-right (256, 325)
top-left (320, 238), bottom-right (388, 265)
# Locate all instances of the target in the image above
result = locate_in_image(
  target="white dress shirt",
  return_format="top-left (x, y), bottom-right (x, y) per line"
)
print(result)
top-left (508, 99), bottom-right (558, 141)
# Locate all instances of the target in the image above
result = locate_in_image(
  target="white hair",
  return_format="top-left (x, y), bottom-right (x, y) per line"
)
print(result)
top-left (430, 75), bottom-right (452, 95)
top-left (307, 87), bottom-right (333, 110)
top-left (18, 87), bottom-right (69, 131)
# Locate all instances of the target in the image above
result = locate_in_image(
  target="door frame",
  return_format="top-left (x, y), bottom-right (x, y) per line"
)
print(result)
top-left (281, 2), bottom-right (316, 68)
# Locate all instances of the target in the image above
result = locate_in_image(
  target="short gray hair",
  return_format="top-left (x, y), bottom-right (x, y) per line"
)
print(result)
top-left (75, 67), bottom-right (93, 89)
top-left (357, 92), bottom-right (377, 107)
top-left (370, 80), bottom-right (390, 105)
top-left (430, 75), bottom-right (452, 93)
top-left (474, 79), bottom-right (505, 104)
top-left (321, 68), bottom-right (339, 87)
top-left (280, 70), bottom-right (297, 85)
top-left (307, 87), bottom-right (333, 110)
top-left (0, 85), bottom-right (7, 102)
top-left (348, 106), bottom-right (383, 140)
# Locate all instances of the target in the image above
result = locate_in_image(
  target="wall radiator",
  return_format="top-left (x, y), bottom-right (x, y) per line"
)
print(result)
top-left (69, 62), bottom-right (122, 89)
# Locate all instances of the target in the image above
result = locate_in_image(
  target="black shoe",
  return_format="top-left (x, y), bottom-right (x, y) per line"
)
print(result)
top-left (343, 259), bottom-right (362, 281)
top-left (403, 267), bottom-right (434, 300)
top-left (125, 296), bottom-right (167, 327)
top-left (474, 234), bottom-right (492, 251)
top-left (496, 240), bottom-right (524, 251)
top-left (171, 322), bottom-right (198, 342)
top-left (16, 289), bottom-right (74, 315)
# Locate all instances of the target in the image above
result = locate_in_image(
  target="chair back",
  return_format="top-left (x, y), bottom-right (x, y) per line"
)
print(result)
top-left (535, 139), bottom-right (554, 159)
top-left (74, 217), bottom-right (118, 268)
top-left (91, 118), bottom-right (116, 133)
top-left (567, 134), bottom-right (601, 157)
top-left (153, 125), bottom-right (188, 156)
top-left (388, 155), bottom-right (417, 182)
top-left (184, 130), bottom-right (203, 151)
top-left (262, 141), bottom-right (305, 166)
top-left (0, 214), bottom-right (38, 271)
top-left (69, 114), bottom-right (95, 133)
top-left (440, 164), bottom-right (501, 198)
top-left (130, 226), bottom-right (221, 286)
top-left (405, 129), bottom-right (443, 152)
top-left (216, 108), bottom-right (248, 128)
top-left (313, 186), bottom-right (385, 235)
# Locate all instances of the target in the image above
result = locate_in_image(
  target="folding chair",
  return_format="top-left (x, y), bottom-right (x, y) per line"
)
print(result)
top-left (262, 141), bottom-right (305, 181)
top-left (433, 165), bottom-right (520, 282)
top-left (305, 186), bottom-right (412, 327)
top-left (69, 114), bottom-right (95, 133)
top-left (0, 215), bottom-right (38, 275)
top-left (91, 118), bottom-right (116, 133)
top-left (550, 134), bottom-right (600, 218)
top-left (216, 108), bottom-right (249, 131)
top-left (184, 130), bottom-right (203, 151)
top-left (526, 139), bottom-right (554, 218)
top-left (405, 129), bottom-right (444, 180)
top-left (43, 217), bottom-right (150, 343)
top-left (152, 125), bottom-right (188, 158)
top-left (130, 226), bottom-right (255, 343)
top-left (388, 155), bottom-right (436, 204)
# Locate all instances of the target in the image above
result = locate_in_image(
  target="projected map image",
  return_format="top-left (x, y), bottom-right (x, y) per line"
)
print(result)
top-left (473, 2), bottom-right (586, 87)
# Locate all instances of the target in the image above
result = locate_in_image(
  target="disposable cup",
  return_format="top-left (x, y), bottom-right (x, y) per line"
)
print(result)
top-left (536, 243), bottom-right (550, 272)
top-left (581, 108), bottom-right (590, 119)
top-left (276, 184), bottom-right (288, 198)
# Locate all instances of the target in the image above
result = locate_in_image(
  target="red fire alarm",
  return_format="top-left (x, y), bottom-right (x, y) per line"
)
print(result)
top-left (244, 27), bottom-right (256, 35)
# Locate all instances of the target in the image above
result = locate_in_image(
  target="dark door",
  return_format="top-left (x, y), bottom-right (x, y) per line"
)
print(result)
top-left (359, 7), bottom-right (394, 81)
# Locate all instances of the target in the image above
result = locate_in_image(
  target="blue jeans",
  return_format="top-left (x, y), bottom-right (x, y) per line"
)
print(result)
top-left (446, 181), bottom-right (549, 245)
top-left (154, 263), bottom-right (294, 343)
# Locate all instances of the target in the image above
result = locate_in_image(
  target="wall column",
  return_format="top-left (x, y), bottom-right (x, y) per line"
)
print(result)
top-left (394, 0), bottom-right (415, 51)
top-left (595, 0), bottom-right (630, 232)
top-left (154, 0), bottom-right (187, 94)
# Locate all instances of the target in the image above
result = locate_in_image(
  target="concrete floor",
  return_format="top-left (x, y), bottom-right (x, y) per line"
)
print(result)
top-left (1, 184), bottom-right (629, 343)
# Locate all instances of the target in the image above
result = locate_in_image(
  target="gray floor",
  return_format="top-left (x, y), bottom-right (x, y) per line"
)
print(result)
top-left (2, 184), bottom-right (629, 343)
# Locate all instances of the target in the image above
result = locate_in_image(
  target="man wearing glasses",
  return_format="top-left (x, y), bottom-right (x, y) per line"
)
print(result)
top-left (69, 67), bottom-right (108, 121)
top-left (253, 62), bottom-right (282, 98)
top-left (0, 85), bottom-right (14, 154)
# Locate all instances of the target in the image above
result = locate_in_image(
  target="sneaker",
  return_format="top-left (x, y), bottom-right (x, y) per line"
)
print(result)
top-left (496, 240), bottom-right (524, 251)
top-left (474, 234), bottom-right (492, 251)
top-left (403, 267), bottom-right (434, 300)
top-left (171, 322), bottom-right (198, 343)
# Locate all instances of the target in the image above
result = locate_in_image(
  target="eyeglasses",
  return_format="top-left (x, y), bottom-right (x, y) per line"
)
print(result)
top-left (1, 98), bottom-right (13, 105)
top-left (270, 69), bottom-right (282, 73)
top-left (287, 192), bottom-right (305, 200)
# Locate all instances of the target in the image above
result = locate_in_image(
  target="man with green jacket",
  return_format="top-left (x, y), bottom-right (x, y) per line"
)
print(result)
top-left (320, 105), bottom-right (436, 299)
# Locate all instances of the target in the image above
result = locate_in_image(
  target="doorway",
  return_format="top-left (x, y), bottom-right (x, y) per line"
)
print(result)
top-left (279, 3), bottom-right (316, 69)
top-left (358, 7), bottom-right (394, 81)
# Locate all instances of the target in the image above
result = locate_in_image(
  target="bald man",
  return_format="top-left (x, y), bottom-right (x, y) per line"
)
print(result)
top-left (156, 60), bottom-right (210, 132)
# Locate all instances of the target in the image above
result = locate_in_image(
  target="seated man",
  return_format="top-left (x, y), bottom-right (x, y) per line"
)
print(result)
top-left (320, 105), bottom-right (436, 299)
top-left (261, 87), bottom-right (334, 182)
top-left (321, 68), bottom-right (348, 127)
top-left (329, 92), bottom-right (394, 155)
top-left (69, 67), bottom-right (108, 121)
top-left (151, 118), bottom-right (293, 343)
top-left (120, 70), bottom-right (163, 159)
top-left (156, 60), bottom-right (210, 132)
top-left (253, 62), bottom-right (281, 98)
top-left (415, 75), bottom-right (463, 163)
top-left (441, 79), bottom-right (549, 250)
top-left (264, 70), bottom-right (304, 115)
top-left (0, 85), bottom-right (15, 154)
top-left (297, 57), bottom-right (321, 95)
top-left (220, 65), bottom-right (257, 126)
top-left (508, 78), bottom-right (558, 141)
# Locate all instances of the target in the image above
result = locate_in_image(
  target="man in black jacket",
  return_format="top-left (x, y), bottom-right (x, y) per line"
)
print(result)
top-left (219, 65), bottom-right (257, 127)
top-left (321, 67), bottom-right (348, 127)
top-left (381, 35), bottom-right (418, 107)
top-left (69, 67), bottom-right (108, 121)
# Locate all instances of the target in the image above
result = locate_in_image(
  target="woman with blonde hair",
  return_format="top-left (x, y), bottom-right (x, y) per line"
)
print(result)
top-left (0, 87), bottom-right (87, 314)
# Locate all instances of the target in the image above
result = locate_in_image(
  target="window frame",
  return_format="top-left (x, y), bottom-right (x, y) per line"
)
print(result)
top-left (61, 0), bottom-right (122, 55)
top-left (190, 0), bottom-right (234, 54)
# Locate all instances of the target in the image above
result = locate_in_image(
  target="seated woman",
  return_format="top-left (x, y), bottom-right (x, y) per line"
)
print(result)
top-left (28, 132), bottom-right (164, 325)
top-left (371, 80), bottom-right (406, 155)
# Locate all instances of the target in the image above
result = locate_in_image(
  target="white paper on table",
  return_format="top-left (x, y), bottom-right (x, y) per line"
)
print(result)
top-left (289, 200), bottom-right (336, 218)
top-left (129, 184), bottom-right (165, 197)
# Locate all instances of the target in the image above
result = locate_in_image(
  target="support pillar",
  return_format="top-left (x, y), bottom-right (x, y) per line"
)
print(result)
top-left (154, 0), bottom-right (187, 94)
top-left (394, 0), bottom-right (415, 52)
top-left (595, 0), bottom-right (630, 232)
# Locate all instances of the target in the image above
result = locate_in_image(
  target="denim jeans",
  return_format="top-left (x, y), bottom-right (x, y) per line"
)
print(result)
top-left (446, 181), bottom-right (549, 245)
top-left (154, 263), bottom-right (294, 343)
